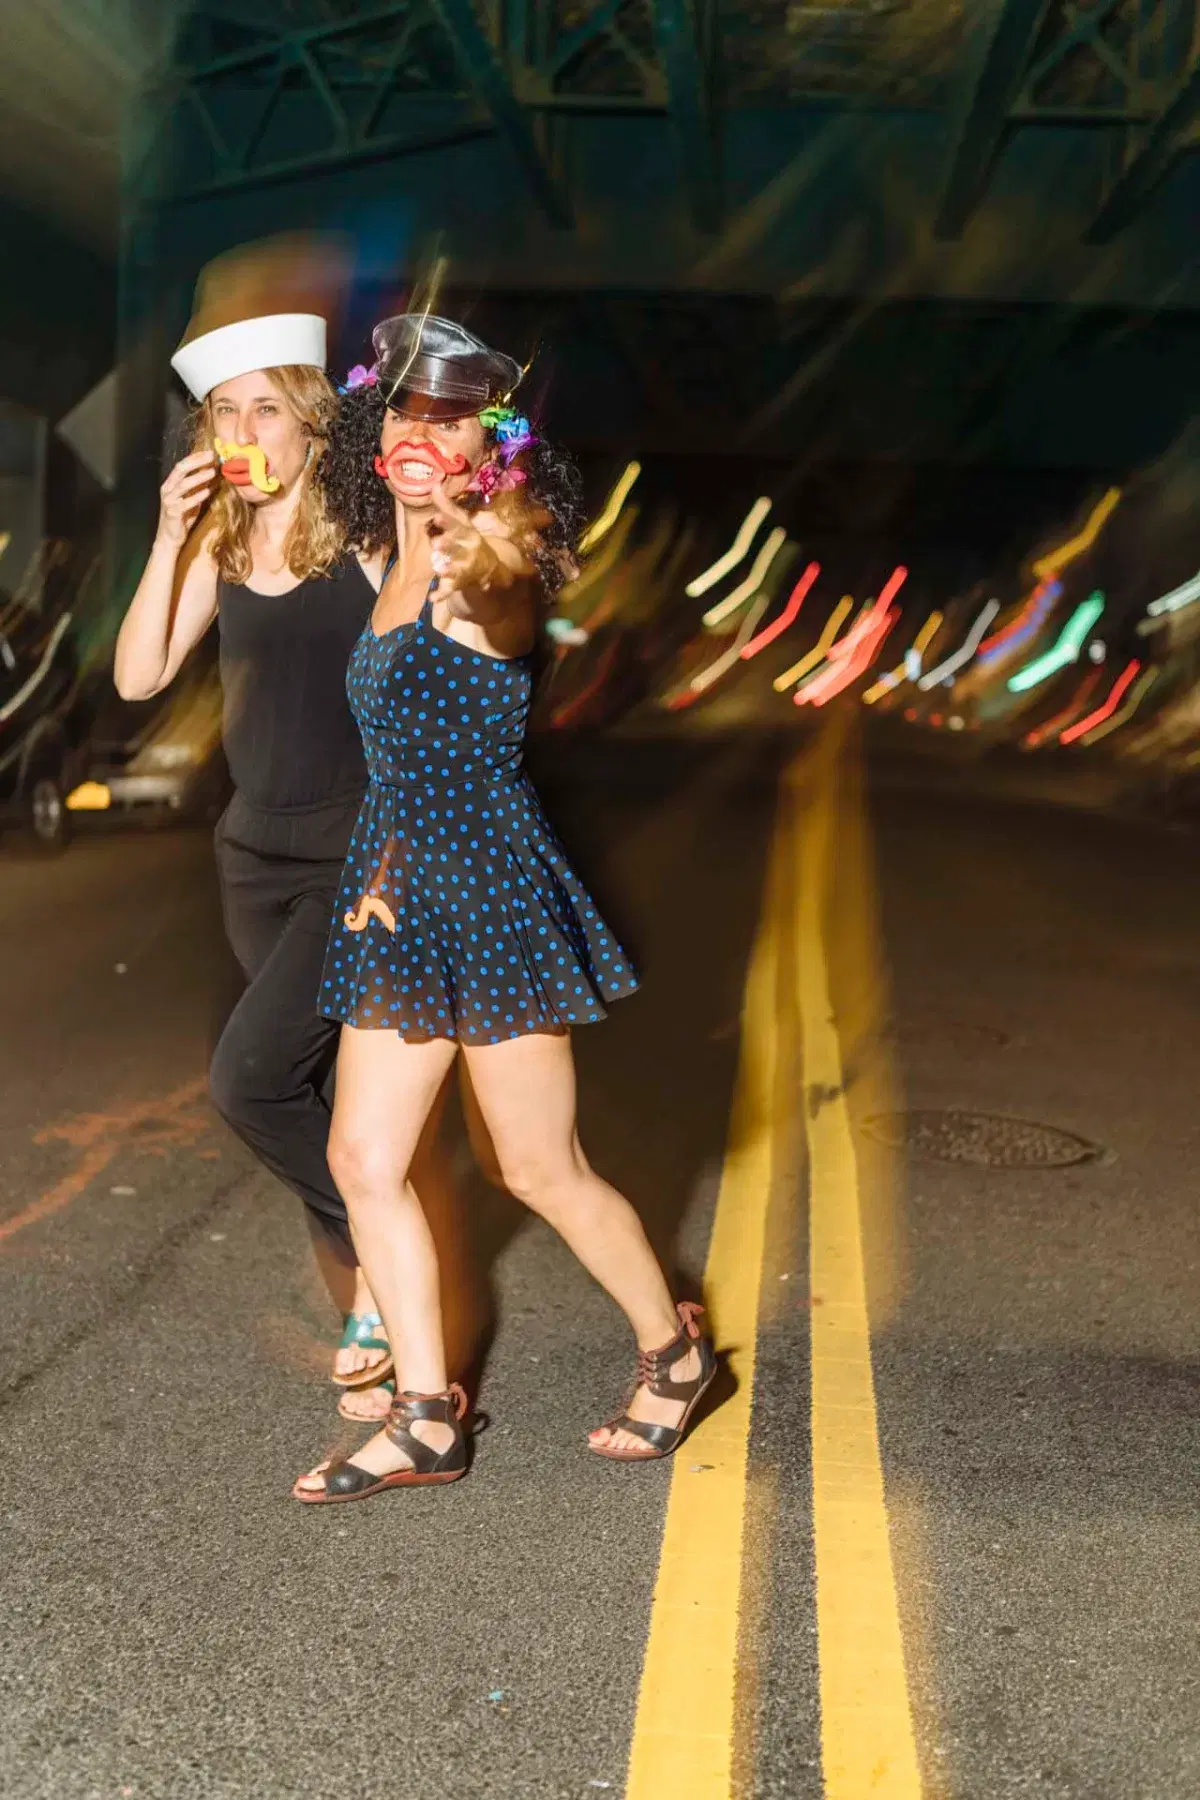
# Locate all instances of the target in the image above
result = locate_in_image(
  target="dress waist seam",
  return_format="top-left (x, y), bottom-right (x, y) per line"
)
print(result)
top-left (367, 770), bottom-right (525, 792)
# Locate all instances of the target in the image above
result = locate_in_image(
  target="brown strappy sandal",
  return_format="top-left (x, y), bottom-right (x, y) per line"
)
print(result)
top-left (588, 1301), bottom-right (717, 1462)
top-left (293, 1385), bottom-right (469, 1505)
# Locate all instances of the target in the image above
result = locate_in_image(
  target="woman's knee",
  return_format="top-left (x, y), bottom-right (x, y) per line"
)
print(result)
top-left (327, 1126), bottom-right (407, 1209)
top-left (209, 1022), bottom-right (299, 1131)
top-left (208, 1037), bottom-right (256, 1133)
top-left (497, 1144), bottom-right (591, 1218)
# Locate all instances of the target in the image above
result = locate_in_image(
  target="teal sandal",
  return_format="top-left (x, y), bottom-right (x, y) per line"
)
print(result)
top-left (330, 1311), bottom-right (394, 1391)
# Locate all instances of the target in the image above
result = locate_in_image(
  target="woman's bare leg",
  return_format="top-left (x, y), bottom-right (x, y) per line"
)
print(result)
top-left (294, 1027), bottom-right (459, 1491)
top-left (337, 1069), bottom-right (488, 1422)
top-left (295, 1024), bottom-right (696, 1492)
top-left (458, 1057), bottom-right (505, 1188)
top-left (462, 1032), bottom-right (697, 1455)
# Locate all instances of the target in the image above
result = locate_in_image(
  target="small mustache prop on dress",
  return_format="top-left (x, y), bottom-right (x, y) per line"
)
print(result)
top-left (213, 439), bottom-right (281, 494)
top-left (374, 440), bottom-right (470, 482)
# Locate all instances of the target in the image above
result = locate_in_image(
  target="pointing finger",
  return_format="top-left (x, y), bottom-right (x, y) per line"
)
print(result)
top-left (427, 482), bottom-right (474, 527)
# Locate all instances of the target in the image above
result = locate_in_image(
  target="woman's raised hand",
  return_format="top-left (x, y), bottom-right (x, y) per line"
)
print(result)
top-left (155, 450), bottom-right (217, 550)
top-left (426, 483), bottom-right (533, 600)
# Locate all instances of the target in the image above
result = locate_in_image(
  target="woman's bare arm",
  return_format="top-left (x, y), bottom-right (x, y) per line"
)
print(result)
top-left (114, 451), bottom-right (220, 700)
top-left (426, 486), bottom-right (539, 656)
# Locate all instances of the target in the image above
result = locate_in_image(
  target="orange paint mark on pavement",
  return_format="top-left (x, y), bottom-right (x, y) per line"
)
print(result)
top-left (0, 1077), bottom-right (210, 1246)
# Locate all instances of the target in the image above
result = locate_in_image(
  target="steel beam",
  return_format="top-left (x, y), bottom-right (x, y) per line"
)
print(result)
top-left (934, 0), bottom-right (1053, 238)
top-left (649, 0), bottom-right (720, 231)
top-left (425, 0), bottom-right (573, 226)
top-left (1163, 0), bottom-right (1198, 76)
top-left (1086, 54), bottom-right (1200, 239)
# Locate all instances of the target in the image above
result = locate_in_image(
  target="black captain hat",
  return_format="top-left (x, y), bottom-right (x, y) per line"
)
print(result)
top-left (373, 313), bottom-right (524, 421)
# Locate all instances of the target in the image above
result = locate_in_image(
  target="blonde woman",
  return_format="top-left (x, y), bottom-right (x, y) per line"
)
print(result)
top-left (114, 310), bottom-right (485, 1416)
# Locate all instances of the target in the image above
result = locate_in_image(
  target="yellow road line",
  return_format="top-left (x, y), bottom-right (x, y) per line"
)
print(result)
top-left (627, 738), bottom-right (918, 1797)
top-left (795, 768), bottom-right (922, 1799)
top-left (624, 783), bottom-right (790, 1798)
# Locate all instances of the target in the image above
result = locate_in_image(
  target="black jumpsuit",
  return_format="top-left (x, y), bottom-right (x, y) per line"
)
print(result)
top-left (207, 556), bottom-right (374, 1259)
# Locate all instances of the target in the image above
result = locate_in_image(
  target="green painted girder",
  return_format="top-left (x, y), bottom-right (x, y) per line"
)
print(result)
top-left (934, 0), bottom-right (1054, 239)
top-left (132, 0), bottom-right (1200, 248)
top-left (142, 0), bottom-right (569, 223)
top-left (1086, 51), bottom-right (1200, 240)
top-left (647, 0), bottom-right (719, 231)
top-left (426, 0), bottom-right (572, 226)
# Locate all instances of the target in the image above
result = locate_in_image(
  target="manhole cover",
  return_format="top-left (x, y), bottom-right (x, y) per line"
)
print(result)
top-left (863, 1109), bottom-right (1101, 1168)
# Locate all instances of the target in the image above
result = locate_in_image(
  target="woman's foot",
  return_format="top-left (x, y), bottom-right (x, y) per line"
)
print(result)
top-left (331, 1275), bottom-right (393, 1389)
top-left (588, 1303), bottom-right (716, 1460)
top-left (337, 1376), bottom-right (395, 1423)
top-left (294, 1387), bottom-right (468, 1503)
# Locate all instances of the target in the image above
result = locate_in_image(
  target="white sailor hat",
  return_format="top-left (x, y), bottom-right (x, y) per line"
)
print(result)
top-left (171, 312), bottom-right (327, 402)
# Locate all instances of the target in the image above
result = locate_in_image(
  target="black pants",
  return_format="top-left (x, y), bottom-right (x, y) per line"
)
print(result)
top-left (209, 832), bottom-right (354, 1262)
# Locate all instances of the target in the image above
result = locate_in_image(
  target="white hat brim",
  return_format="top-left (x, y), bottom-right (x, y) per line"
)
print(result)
top-left (170, 313), bottom-right (327, 401)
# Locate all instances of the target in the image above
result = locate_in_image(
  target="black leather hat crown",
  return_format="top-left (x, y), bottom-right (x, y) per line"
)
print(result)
top-left (373, 313), bottom-right (524, 420)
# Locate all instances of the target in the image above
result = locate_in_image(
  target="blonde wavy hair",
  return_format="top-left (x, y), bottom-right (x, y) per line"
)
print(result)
top-left (189, 364), bottom-right (342, 584)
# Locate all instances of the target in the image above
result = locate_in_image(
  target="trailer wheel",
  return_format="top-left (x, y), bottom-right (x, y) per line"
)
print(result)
top-left (25, 771), bottom-right (71, 855)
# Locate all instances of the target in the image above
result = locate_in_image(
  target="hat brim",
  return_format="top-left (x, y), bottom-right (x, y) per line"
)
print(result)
top-left (383, 388), bottom-right (487, 423)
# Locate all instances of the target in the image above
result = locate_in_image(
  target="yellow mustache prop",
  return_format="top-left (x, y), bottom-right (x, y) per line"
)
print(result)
top-left (213, 438), bottom-right (281, 494)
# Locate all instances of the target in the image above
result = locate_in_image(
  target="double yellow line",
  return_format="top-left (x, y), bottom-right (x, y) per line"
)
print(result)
top-left (625, 729), bottom-right (922, 1798)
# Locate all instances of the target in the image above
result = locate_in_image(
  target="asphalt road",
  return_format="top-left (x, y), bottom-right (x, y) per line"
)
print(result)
top-left (1, 731), bottom-right (1197, 1800)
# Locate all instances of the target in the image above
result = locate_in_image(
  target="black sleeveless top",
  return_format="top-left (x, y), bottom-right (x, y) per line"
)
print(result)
top-left (216, 556), bottom-right (375, 860)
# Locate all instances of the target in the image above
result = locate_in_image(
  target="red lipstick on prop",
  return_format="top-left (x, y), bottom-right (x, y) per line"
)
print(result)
top-left (374, 439), bottom-right (470, 483)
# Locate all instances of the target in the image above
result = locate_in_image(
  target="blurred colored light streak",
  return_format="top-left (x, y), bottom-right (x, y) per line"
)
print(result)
top-left (773, 597), bottom-right (853, 691)
top-left (792, 592), bottom-right (893, 700)
top-left (977, 578), bottom-right (1061, 662)
top-left (578, 461), bottom-right (641, 554)
top-left (550, 637), bottom-right (623, 728)
top-left (874, 565), bottom-right (909, 611)
top-left (796, 608), bottom-right (898, 707)
top-left (702, 528), bottom-right (789, 628)
top-left (1059, 660), bottom-right (1142, 744)
top-left (1021, 671), bottom-right (1102, 749)
top-left (1031, 487), bottom-right (1121, 581)
top-left (1078, 666), bottom-right (1157, 745)
top-left (579, 514), bottom-right (677, 635)
top-left (740, 562), bottom-right (820, 660)
top-left (1144, 567), bottom-right (1200, 619)
top-left (916, 599), bottom-right (1000, 691)
top-left (559, 508), bottom-right (636, 608)
top-left (546, 617), bottom-right (589, 646)
top-left (688, 591), bottom-right (774, 697)
top-left (0, 613), bottom-right (73, 723)
top-left (685, 498), bottom-right (773, 597)
top-left (864, 610), bottom-right (944, 703)
top-left (1008, 592), bottom-right (1105, 692)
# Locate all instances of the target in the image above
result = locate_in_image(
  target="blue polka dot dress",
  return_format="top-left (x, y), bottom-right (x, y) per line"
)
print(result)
top-left (320, 591), bottom-right (638, 1043)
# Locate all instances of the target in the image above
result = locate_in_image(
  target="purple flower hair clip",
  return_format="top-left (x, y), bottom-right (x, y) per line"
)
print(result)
top-left (338, 364), bottom-right (379, 395)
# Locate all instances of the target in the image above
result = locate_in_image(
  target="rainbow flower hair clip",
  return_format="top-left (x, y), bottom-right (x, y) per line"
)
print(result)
top-left (478, 405), bottom-right (539, 464)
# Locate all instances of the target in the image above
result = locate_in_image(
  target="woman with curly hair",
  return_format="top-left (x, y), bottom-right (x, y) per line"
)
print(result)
top-left (113, 304), bottom-right (485, 1421)
top-left (292, 313), bottom-right (716, 1504)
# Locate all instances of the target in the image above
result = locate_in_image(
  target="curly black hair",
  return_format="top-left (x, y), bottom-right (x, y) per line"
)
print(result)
top-left (317, 383), bottom-right (585, 604)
